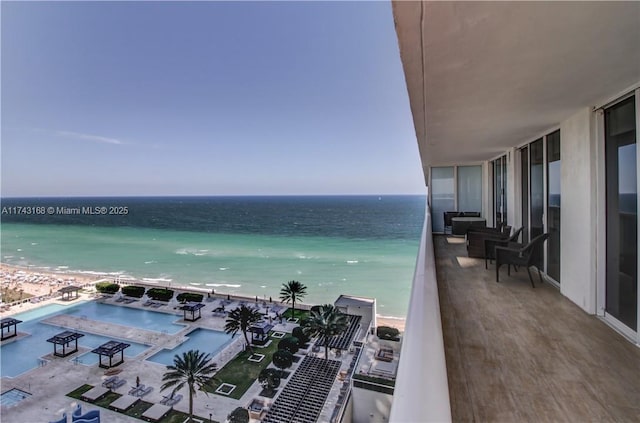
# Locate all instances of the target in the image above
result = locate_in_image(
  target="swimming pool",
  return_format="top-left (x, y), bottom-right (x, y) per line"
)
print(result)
top-left (0, 301), bottom-right (183, 378)
top-left (62, 302), bottom-right (185, 334)
top-left (147, 328), bottom-right (233, 366)
top-left (0, 388), bottom-right (31, 407)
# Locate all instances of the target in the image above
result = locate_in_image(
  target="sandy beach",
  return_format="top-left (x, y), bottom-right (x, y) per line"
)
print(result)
top-left (0, 263), bottom-right (102, 298)
top-left (0, 262), bottom-right (406, 330)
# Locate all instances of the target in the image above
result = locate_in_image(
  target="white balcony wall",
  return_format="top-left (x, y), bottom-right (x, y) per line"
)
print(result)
top-left (389, 204), bottom-right (451, 423)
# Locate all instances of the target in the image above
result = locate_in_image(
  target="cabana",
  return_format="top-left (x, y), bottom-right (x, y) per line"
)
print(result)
top-left (46, 330), bottom-right (85, 357)
top-left (59, 285), bottom-right (81, 301)
top-left (249, 321), bottom-right (274, 346)
top-left (180, 302), bottom-right (205, 321)
top-left (1, 317), bottom-right (22, 341)
top-left (91, 340), bottom-right (130, 368)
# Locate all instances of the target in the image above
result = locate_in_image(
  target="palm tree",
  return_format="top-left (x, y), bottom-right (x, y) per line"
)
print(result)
top-left (161, 350), bottom-right (218, 421)
top-left (224, 304), bottom-right (262, 353)
top-left (279, 280), bottom-right (307, 320)
top-left (303, 304), bottom-right (348, 360)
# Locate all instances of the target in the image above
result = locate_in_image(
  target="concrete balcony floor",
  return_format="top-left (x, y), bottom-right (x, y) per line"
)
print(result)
top-left (435, 235), bottom-right (640, 422)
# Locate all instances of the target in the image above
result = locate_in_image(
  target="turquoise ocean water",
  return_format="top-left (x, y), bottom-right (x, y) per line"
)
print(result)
top-left (1, 196), bottom-right (425, 318)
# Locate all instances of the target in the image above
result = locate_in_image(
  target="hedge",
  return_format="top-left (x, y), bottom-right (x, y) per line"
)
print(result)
top-left (292, 327), bottom-right (310, 345)
top-left (176, 292), bottom-right (204, 303)
top-left (278, 336), bottom-right (299, 355)
top-left (376, 326), bottom-right (401, 341)
top-left (146, 288), bottom-right (174, 302)
top-left (95, 282), bottom-right (120, 294)
top-left (228, 407), bottom-right (249, 423)
top-left (121, 285), bottom-right (146, 298)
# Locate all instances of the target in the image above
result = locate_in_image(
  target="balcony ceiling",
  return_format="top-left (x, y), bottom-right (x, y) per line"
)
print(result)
top-left (392, 1), bottom-right (640, 175)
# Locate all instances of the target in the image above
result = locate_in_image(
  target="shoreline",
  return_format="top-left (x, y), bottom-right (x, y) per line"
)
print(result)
top-left (0, 262), bottom-right (406, 331)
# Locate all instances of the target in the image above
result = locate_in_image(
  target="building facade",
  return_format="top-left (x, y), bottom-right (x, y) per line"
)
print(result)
top-left (389, 2), bottom-right (640, 421)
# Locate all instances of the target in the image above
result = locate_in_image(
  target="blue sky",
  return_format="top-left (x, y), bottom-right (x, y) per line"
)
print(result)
top-left (1, 1), bottom-right (424, 197)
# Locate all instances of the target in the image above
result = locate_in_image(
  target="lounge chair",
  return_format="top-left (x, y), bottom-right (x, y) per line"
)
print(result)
top-left (161, 393), bottom-right (182, 406)
top-left (110, 378), bottom-right (126, 390)
top-left (495, 233), bottom-right (549, 287)
top-left (128, 385), bottom-right (144, 396)
top-left (101, 376), bottom-right (118, 387)
top-left (138, 386), bottom-right (153, 397)
top-left (375, 348), bottom-right (394, 362)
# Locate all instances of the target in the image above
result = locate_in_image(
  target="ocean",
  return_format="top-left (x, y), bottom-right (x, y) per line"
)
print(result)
top-left (0, 196), bottom-right (425, 318)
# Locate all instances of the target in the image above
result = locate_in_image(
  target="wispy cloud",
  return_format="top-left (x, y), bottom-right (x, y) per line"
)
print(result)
top-left (56, 130), bottom-right (126, 145)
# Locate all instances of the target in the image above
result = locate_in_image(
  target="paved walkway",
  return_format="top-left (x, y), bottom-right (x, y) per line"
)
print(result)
top-left (435, 235), bottom-right (640, 422)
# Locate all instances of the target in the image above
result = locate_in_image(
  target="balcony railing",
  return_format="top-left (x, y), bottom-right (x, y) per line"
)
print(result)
top-left (389, 203), bottom-right (451, 422)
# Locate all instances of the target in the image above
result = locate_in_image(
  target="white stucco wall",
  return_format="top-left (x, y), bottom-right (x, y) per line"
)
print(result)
top-left (560, 107), bottom-right (597, 313)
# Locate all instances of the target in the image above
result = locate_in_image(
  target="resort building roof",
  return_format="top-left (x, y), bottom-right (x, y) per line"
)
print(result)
top-left (316, 314), bottom-right (362, 350)
top-left (262, 356), bottom-right (342, 423)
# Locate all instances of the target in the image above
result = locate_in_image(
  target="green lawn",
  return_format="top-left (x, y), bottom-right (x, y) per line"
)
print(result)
top-left (281, 308), bottom-right (310, 322)
top-left (66, 385), bottom-right (216, 423)
top-left (204, 334), bottom-right (282, 400)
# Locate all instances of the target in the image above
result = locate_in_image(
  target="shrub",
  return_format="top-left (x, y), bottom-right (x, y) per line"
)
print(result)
top-left (278, 336), bottom-right (299, 355)
top-left (310, 305), bottom-right (322, 314)
top-left (292, 326), bottom-right (310, 345)
top-left (272, 350), bottom-right (293, 376)
top-left (258, 368), bottom-right (281, 393)
top-left (95, 282), bottom-right (120, 294)
top-left (176, 292), bottom-right (204, 303)
top-left (146, 288), bottom-right (174, 301)
top-left (121, 285), bottom-right (145, 298)
top-left (376, 326), bottom-right (401, 341)
top-left (227, 407), bottom-right (249, 423)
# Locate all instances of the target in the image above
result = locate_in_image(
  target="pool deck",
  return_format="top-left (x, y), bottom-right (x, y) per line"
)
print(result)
top-left (0, 292), bottom-right (305, 423)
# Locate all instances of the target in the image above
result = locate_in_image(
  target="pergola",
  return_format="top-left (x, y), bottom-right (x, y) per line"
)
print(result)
top-left (59, 285), bottom-right (81, 301)
top-left (249, 321), bottom-right (274, 345)
top-left (46, 330), bottom-right (85, 357)
top-left (91, 340), bottom-right (130, 368)
top-left (1, 317), bottom-right (22, 341)
top-left (181, 302), bottom-right (205, 321)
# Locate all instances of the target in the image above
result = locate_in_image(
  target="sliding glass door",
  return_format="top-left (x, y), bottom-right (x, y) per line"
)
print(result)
top-left (431, 167), bottom-right (455, 233)
top-left (605, 96), bottom-right (637, 331)
top-left (547, 130), bottom-right (561, 282)
top-left (521, 146), bottom-right (529, 243)
top-left (493, 155), bottom-right (507, 227)
top-left (520, 132), bottom-right (560, 282)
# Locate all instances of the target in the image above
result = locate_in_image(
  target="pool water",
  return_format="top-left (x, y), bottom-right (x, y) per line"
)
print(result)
top-left (147, 328), bottom-right (233, 366)
top-left (62, 302), bottom-right (185, 334)
top-left (0, 301), bottom-right (184, 378)
top-left (0, 388), bottom-right (32, 407)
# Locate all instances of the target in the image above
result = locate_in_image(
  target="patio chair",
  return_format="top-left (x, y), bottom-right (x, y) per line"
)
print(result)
top-left (484, 227), bottom-right (523, 269)
top-left (461, 211), bottom-right (481, 217)
top-left (443, 211), bottom-right (460, 234)
top-left (467, 224), bottom-right (512, 258)
top-left (495, 233), bottom-right (549, 287)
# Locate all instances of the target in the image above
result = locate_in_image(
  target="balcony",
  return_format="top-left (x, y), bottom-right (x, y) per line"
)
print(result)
top-left (391, 205), bottom-right (640, 422)
top-left (436, 234), bottom-right (640, 421)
